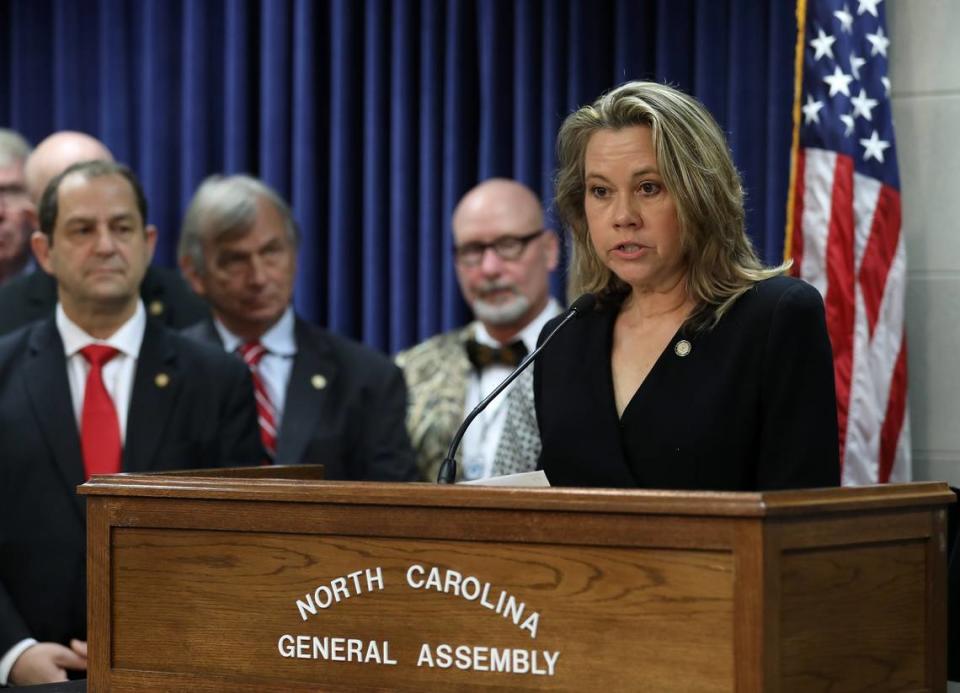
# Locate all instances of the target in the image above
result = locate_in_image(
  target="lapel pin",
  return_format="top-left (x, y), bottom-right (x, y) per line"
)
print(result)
top-left (148, 300), bottom-right (165, 317)
top-left (155, 372), bottom-right (170, 388)
top-left (311, 374), bottom-right (327, 390)
top-left (674, 340), bottom-right (692, 358)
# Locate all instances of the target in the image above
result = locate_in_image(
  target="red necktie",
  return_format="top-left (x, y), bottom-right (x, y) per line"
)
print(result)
top-left (238, 341), bottom-right (277, 463)
top-left (79, 345), bottom-right (122, 479)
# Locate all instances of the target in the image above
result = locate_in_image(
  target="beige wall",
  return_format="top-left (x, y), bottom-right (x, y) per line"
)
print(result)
top-left (888, 0), bottom-right (960, 487)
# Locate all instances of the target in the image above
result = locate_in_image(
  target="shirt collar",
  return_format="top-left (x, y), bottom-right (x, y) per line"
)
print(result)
top-left (473, 297), bottom-right (563, 352)
top-left (56, 300), bottom-right (147, 359)
top-left (214, 306), bottom-right (297, 357)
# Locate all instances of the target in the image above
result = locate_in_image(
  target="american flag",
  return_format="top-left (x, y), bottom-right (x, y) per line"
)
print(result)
top-left (785, 0), bottom-right (909, 485)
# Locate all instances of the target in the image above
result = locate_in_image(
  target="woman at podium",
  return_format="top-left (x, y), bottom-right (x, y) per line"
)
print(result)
top-left (534, 81), bottom-right (840, 490)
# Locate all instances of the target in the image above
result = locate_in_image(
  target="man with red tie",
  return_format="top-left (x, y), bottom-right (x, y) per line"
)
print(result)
top-left (0, 161), bottom-right (262, 685)
top-left (179, 174), bottom-right (417, 480)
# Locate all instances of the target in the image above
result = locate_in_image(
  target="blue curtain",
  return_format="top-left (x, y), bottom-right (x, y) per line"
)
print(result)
top-left (0, 0), bottom-right (796, 353)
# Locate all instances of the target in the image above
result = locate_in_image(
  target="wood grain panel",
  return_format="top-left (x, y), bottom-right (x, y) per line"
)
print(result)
top-left (111, 528), bottom-right (735, 691)
top-left (780, 541), bottom-right (927, 692)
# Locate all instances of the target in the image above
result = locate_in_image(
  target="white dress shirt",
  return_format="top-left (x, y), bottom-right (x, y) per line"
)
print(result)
top-left (60, 301), bottom-right (146, 443)
top-left (213, 306), bottom-right (297, 429)
top-left (0, 301), bottom-right (146, 685)
top-left (460, 298), bottom-right (562, 481)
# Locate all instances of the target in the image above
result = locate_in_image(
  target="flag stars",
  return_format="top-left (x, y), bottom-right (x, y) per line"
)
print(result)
top-left (810, 27), bottom-right (837, 61)
top-left (881, 76), bottom-right (891, 96)
top-left (849, 53), bottom-right (866, 80)
top-left (834, 4), bottom-right (854, 33)
top-left (866, 26), bottom-right (890, 57)
top-left (851, 88), bottom-right (879, 120)
top-left (802, 94), bottom-right (825, 125)
top-left (823, 65), bottom-right (854, 97)
top-left (857, 0), bottom-right (882, 17)
top-left (840, 113), bottom-right (856, 136)
top-left (860, 130), bottom-right (891, 162)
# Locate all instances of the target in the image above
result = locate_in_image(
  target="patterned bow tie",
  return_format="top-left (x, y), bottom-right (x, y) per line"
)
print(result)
top-left (465, 338), bottom-right (528, 370)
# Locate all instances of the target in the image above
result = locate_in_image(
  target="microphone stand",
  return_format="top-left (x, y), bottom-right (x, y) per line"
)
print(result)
top-left (436, 294), bottom-right (595, 484)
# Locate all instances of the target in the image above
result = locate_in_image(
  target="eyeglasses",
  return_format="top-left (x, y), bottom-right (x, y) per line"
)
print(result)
top-left (453, 228), bottom-right (545, 267)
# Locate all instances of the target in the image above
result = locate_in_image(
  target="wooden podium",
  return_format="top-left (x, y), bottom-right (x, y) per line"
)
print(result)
top-left (79, 470), bottom-right (953, 692)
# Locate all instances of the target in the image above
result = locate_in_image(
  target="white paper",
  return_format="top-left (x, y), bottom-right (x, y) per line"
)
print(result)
top-left (459, 471), bottom-right (551, 487)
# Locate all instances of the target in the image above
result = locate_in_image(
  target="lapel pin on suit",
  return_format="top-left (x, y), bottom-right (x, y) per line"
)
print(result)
top-left (149, 300), bottom-right (165, 317)
top-left (674, 340), bottom-right (692, 358)
top-left (311, 374), bottom-right (327, 390)
top-left (155, 372), bottom-right (170, 388)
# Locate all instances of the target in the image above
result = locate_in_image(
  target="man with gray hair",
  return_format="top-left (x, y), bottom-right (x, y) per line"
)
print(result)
top-left (0, 130), bottom-right (208, 334)
top-left (180, 174), bottom-right (418, 480)
top-left (395, 178), bottom-right (561, 482)
top-left (0, 128), bottom-right (35, 285)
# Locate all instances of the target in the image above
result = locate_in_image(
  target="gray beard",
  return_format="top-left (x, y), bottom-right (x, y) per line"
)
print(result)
top-left (472, 293), bottom-right (531, 326)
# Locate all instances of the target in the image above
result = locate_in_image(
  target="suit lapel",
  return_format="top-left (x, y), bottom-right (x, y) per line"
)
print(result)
top-left (425, 326), bottom-right (473, 481)
top-left (188, 315), bottom-right (323, 466)
top-left (590, 307), bottom-right (621, 427)
top-left (183, 318), bottom-right (221, 346)
top-left (275, 319), bottom-right (336, 466)
top-left (586, 306), bottom-right (636, 483)
top-left (124, 320), bottom-right (179, 472)
top-left (23, 320), bottom-right (86, 519)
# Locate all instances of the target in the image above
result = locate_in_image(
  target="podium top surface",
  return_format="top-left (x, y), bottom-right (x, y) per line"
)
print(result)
top-left (77, 467), bottom-right (954, 518)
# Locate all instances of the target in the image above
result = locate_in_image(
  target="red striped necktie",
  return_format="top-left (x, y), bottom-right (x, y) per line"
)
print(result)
top-left (238, 341), bottom-right (277, 463)
top-left (79, 345), bottom-right (122, 479)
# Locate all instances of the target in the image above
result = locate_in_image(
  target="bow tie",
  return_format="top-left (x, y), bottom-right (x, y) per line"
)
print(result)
top-left (465, 338), bottom-right (528, 370)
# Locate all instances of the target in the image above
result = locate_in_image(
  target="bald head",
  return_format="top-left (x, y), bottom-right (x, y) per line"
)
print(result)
top-left (452, 178), bottom-right (558, 340)
top-left (452, 178), bottom-right (544, 237)
top-left (24, 131), bottom-right (114, 203)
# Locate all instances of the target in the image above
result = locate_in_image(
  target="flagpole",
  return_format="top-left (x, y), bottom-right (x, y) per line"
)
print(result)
top-left (784, 0), bottom-right (808, 264)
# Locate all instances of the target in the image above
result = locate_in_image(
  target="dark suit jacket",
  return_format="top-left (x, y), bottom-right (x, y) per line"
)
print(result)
top-left (0, 317), bottom-right (262, 654)
top-left (183, 317), bottom-right (419, 481)
top-left (535, 276), bottom-right (840, 490)
top-left (0, 266), bottom-right (209, 336)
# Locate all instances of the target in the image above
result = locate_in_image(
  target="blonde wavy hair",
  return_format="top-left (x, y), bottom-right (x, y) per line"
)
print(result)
top-left (554, 81), bottom-right (789, 330)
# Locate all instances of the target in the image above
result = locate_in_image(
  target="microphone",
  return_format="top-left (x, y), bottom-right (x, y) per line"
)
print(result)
top-left (436, 293), bottom-right (597, 484)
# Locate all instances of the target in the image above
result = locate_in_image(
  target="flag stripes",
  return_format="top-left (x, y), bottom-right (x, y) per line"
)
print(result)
top-left (787, 0), bottom-right (909, 484)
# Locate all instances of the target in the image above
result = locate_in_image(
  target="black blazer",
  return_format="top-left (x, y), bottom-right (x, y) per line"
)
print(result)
top-left (183, 317), bottom-right (419, 481)
top-left (0, 266), bottom-right (209, 336)
top-left (0, 317), bottom-right (262, 654)
top-left (535, 276), bottom-right (840, 490)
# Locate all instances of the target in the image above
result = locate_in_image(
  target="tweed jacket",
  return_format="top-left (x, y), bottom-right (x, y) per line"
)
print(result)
top-left (396, 323), bottom-right (541, 482)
